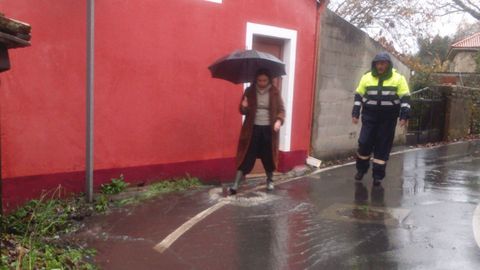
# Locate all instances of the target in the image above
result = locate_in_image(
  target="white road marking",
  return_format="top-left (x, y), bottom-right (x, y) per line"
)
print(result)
top-left (473, 203), bottom-right (480, 249)
top-left (152, 141), bottom-right (471, 253)
top-left (153, 201), bottom-right (228, 253)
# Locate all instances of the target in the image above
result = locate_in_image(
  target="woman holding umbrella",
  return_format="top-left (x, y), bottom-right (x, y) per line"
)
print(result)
top-left (229, 68), bottom-right (285, 195)
top-left (208, 50), bottom-right (287, 195)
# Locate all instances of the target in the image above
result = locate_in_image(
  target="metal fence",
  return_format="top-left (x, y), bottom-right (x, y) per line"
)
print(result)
top-left (406, 87), bottom-right (446, 145)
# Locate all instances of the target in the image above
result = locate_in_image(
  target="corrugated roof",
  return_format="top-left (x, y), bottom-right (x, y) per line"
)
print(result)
top-left (451, 32), bottom-right (480, 48)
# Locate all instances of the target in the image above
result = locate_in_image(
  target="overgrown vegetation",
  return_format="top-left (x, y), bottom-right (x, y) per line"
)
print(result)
top-left (1, 188), bottom-right (98, 269)
top-left (94, 194), bottom-right (109, 213)
top-left (100, 175), bottom-right (129, 195)
top-left (1, 175), bottom-right (203, 269)
top-left (114, 176), bottom-right (202, 207)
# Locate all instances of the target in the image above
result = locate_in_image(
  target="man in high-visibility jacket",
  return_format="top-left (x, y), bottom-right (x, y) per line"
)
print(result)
top-left (352, 52), bottom-right (410, 186)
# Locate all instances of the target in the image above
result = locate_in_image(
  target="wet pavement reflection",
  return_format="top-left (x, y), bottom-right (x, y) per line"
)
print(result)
top-left (80, 141), bottom-right (480, 269)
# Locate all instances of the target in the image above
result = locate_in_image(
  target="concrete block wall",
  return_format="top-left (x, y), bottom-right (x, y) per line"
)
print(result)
top-left (311, 9), bottom-right (410, 160)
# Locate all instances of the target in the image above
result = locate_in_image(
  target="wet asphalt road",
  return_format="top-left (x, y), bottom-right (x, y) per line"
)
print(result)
top-left (79, 141), bottom-right (480, 269)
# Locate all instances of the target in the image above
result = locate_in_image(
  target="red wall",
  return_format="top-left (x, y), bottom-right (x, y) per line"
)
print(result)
top-left (0, 0), bottom-right (320, 209)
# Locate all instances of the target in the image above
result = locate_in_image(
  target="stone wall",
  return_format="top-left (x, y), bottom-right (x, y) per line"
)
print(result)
top-left (311, 9), bottom-right (410, 160)
top-left (444, 87), bottom-right (473, 140)
top-left (450, 51), bottom-right (478, 73)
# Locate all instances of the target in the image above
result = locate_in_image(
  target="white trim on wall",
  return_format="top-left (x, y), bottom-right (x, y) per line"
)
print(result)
top-left (246, 22), bottom-right (297, 152)
top-left (205, 0), bottom-right (222, 3)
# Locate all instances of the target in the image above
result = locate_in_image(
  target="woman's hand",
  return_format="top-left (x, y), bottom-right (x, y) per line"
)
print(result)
top-left (274, 120), bottom-right (282, 132)
top-left (241, 96), bottom-right (248, 108)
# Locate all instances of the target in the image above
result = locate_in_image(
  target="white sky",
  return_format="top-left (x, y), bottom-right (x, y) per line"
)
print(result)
top-left (433, 12), bottom-right (477, 37)
top-left (327, 1), bottom-right (478, 53)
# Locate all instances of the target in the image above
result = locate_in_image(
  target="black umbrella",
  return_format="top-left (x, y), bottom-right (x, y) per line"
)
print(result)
top-left (208, 49), bottom-right (286, 84)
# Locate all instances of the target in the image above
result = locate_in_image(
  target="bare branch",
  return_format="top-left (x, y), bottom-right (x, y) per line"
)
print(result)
top-left (452, 0), bottom-right (480, 20)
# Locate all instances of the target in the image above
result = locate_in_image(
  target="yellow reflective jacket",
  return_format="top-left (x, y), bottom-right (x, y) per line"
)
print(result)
top-left (355, 69), bottom-right (410, 108)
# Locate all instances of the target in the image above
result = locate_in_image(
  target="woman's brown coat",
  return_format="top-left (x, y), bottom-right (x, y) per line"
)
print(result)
top-left (235, 85), bottom-right (285, 169)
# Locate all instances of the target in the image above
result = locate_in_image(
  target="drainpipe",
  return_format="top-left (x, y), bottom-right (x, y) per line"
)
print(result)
top-left (86, 0), bottom-right (95, 203)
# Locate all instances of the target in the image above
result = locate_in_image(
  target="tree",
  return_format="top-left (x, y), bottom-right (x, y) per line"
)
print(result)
top-left (452, 21), bottom-right (480, 42)
top-left (328, 0), bottom-right (480, 53)
top-left (329, 0), bottom-right (445, 53)
top-left (416, 35), bottom-right (453, 65)
top-left (444, 0), bottom-right (480, 20)
top-left (409, 36), bottom-right (451, 90)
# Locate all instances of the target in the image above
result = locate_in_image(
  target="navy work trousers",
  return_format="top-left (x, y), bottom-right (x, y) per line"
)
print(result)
top-left (356, 108), bottom-right (399, 180)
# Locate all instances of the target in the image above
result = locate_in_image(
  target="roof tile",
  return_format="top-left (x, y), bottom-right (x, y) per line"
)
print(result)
top-left (452, 32), bottom-right (480, 48)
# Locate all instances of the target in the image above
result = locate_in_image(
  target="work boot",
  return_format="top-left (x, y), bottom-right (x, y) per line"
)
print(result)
top-left (228, 171), bottom-right (244, 195)
top-left (266, 172), bottom-right (274, 191)
top-left (354, 172), bottom-right (365, 181)
top-left (355, 157), bottom-right (370, 181)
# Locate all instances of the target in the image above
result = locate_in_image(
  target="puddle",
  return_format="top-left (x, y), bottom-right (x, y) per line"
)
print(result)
top-left (320, 203), bottom-right (410, 226)
top-left (338, 206), bottom-right (393, 221)
top-left (208, 187), bottom-right (280, 207)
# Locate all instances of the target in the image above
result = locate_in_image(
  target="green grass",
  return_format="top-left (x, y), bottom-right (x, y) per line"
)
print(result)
top-left (94, 194), bottom-right (110, 213)
top-left (115, 176), bottom-right (203, 207)
top-left (1, 235), bottom-right (97, 270)
top-left (1, 188), bottom-right (98, 269)
top-left (101, 175), bottom-right (129, 195)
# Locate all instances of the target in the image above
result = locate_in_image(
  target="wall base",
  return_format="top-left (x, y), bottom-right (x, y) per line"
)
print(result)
top-left (3, 150), bottom-right (307, 210)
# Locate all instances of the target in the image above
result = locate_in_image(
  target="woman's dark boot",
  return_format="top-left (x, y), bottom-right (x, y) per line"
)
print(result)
top-left (266, 172), bottom-right (274, 191)
top-left (228, 171), bottom-right (244, 195)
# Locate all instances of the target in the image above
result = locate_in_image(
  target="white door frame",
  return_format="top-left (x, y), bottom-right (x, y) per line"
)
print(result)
top-left (246, 22), bottom-right (297, 152)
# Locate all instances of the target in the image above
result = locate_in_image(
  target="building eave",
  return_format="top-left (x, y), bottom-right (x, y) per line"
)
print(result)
top-left (447, 47), bottom-right (479, 61)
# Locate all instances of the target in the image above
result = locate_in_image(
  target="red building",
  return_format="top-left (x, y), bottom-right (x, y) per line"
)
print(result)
top-left (0, 0), bottom-right (325, 209)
